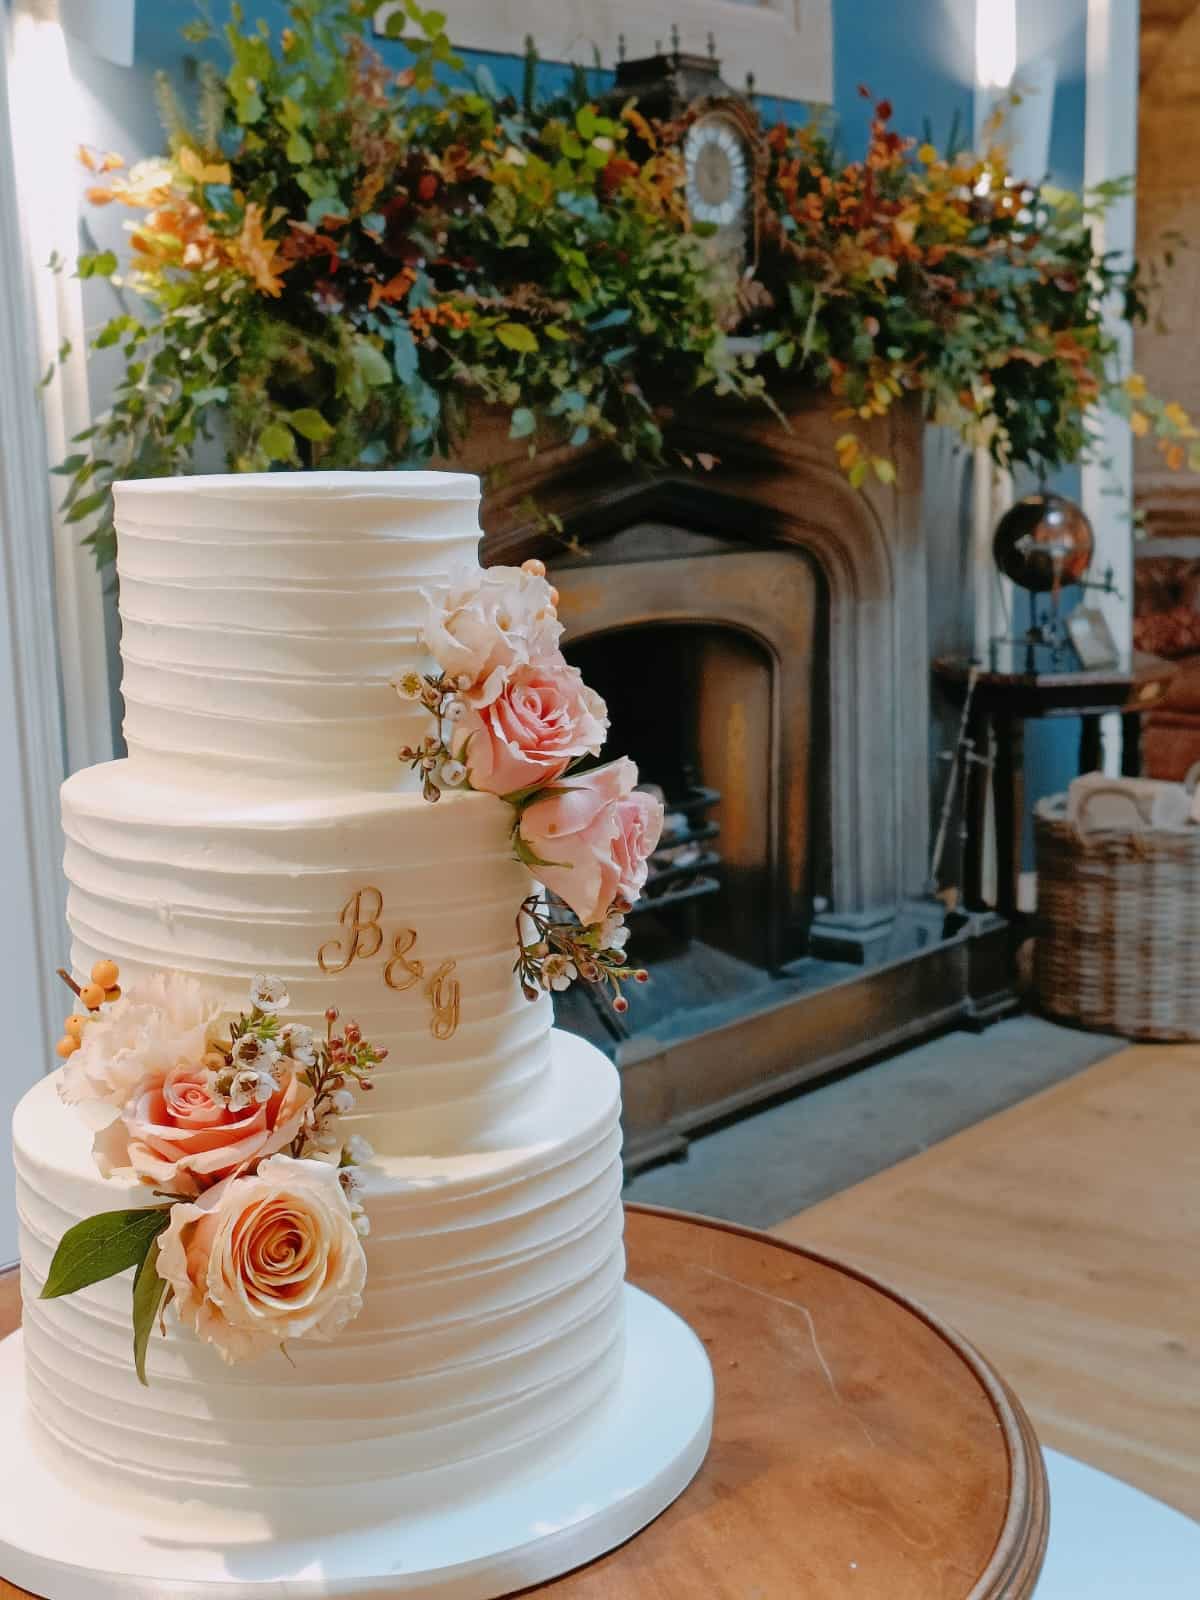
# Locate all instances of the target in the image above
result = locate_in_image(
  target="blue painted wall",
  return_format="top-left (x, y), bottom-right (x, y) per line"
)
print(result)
top-left (135, 1), bottom-right (980, 143)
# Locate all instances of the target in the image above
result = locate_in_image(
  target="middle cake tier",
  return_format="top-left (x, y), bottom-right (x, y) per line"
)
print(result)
top-left (61, 761), bottom-right (554, 1155)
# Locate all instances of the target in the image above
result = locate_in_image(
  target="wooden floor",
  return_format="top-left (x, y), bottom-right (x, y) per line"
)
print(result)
top-left (775, 1044), bottom-right (1200, 1521)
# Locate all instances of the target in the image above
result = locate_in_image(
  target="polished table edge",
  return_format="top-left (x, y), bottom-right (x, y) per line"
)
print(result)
top-left (622, 1204), bottom-right (1050, 1599)
top-left (0, 1206), bottom-right (1049, 1600)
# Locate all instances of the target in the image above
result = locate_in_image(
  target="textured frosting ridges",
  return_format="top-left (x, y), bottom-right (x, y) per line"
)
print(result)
top-left (113, 472), bottom-right (482, 782)
top-left (14, 1036), bottom-right (625, 1500)
top-left (61, 762), bottom-right (554, 1153)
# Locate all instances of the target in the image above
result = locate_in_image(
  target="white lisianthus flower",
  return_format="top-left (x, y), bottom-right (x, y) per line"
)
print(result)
top-left (279, 1023), bottom-right (317, 1066)
top-left (227, 1064), bottom-right (281, 1113)
top-left (541, 954), bottom-right (579, 993)
top-left (231, 1032), bottom-right (280, 1071)
top-left (598, 914), bottom-right (629, 950)
top-left (345, 1133), bottom-right (375, 1165)
top-left (249, 974), bottom-right (290, 1013)
top-left (392, 669), bottom-right (425, 701)
top-left (330, 1088), bottom-right (355, 1115)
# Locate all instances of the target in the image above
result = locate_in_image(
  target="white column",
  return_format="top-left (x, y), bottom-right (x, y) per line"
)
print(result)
top-left (0, 5), bottom-right (71, 1265)
top-left (1084, 0), bottom-right (1138, 772)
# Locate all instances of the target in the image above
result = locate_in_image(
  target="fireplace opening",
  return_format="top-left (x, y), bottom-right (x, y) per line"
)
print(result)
top-left (555, 603), bottom-right (821, 1050)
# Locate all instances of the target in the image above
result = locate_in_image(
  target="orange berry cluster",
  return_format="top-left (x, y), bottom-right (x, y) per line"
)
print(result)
top-left (55, 959), bottom-right (121, 1059)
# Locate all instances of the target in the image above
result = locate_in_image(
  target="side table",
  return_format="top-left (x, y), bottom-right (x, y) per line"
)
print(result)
top-left (934, 651), bottom-right (1177, 918)
top-left (0, 1204), bottom-right (1048, 1599)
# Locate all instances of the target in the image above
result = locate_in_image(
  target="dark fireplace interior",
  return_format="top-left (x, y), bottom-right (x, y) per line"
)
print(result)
top-left (551, 525), bottom-right (830, 1054)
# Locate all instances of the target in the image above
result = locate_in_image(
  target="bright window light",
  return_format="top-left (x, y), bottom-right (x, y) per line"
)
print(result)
top-left (975, 0), bottom-right (1017, 91)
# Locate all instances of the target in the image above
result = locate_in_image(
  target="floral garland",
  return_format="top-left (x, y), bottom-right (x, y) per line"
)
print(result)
top-left (46, 961), bottom-right (381, 1377)
top-left (394, 559), bottom-right (661, 1012)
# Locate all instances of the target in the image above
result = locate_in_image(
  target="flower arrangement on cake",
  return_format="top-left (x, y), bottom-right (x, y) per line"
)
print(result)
top-left (395, 558), bottom-right (662, 1014)
top-left (45, 962), bottom-right (380, 1379)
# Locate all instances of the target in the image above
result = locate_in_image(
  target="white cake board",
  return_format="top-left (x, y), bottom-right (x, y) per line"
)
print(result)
top-left (0, 1284), bottom-right (712, 1600)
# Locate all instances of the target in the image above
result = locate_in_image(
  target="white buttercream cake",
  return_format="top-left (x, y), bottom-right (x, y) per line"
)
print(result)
top-left (12, 473), bottom-right (634, 1511)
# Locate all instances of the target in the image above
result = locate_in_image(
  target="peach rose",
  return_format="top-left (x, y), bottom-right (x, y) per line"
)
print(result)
top-left (517, 758), bottom-right (662, 925)
top-left (453, 659), bottom-right (608, 796)
top-left (421, 565), bottom-right (562, 707)
top-left (156, 1154), bottom-right (367, 1363)
top-left (93, 1058), bottom-right (314, 1198)
top-left (59, 971), bottom-right (225, 1108)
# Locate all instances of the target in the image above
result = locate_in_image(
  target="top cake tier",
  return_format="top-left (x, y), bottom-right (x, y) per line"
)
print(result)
top-left (114, 471), bottom-right (482, 783)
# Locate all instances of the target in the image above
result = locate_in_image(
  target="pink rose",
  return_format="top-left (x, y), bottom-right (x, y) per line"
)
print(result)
top-left (517, 758), bottom-right (663, 925)
top-left (156, 1154), bottom-right (367, 1363)
top-left (93, 1059), bottom-right (314, 1198)
top-left (611, 789), bottom-right (666, 906)
top-left (453, 659), bottom-right (608, 796)
top-left (421, 565), bottom-right (562, 708)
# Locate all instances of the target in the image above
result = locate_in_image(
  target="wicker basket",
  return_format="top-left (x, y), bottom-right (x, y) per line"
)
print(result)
top-left (1034, 780), bottom-right (1200, 1039)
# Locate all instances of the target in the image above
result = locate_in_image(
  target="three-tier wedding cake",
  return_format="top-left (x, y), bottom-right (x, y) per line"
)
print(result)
top-left (0, 472), bottom-right (712, 1600)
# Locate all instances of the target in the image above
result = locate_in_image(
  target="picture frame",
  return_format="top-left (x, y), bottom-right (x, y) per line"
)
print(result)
top-left (1067, 607), bottom-right (1121, 670)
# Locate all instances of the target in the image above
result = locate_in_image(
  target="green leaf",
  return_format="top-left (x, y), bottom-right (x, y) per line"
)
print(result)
top-left (289, 407), bottom-right (334, 443)
top-left (352, 337), bottom-right (393, 388)
top-left (51, 454), bottom-right (86, 476)
top-left (77, 250), bottom-right (118, 280)
top-left (41, 1207), bottom-right (171, 1301)
top-left (64, 487), bottom-right (110, 524)
top-left (496, 322), bottom-right (539, 354)
top-left (776, 340), bottom-right (796, 370)
top-left (513, 831), bottom-right (569, 872)
top-left (132, 1234), bottom-right (169, 1388)
top-left (509, 406), bottom-right (536, 439)
top-left (286, 130), bottom-right (313, 165)
top-left (259, 421), bottom-right (295, 462)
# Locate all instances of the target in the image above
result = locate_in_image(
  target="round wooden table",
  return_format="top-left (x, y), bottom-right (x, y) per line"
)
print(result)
top-left (0, 1204), bottom-right (1048, 1600)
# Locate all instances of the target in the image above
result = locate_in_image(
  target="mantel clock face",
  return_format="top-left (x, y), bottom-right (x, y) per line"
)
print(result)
top-left (684, 113), bottom-right (751, 232)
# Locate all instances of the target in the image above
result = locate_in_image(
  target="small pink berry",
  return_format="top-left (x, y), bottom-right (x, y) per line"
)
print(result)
top-left (324, 1007), bottom-right (339, 1023)
top-left (634, 969), bottom-right (649, 983)
top-left (344, 1023), bottom-right (362, 1044)
top-left (522, 558), bottom-right (547, 578)
top-left (613, 995), bottom-right (629, 1014)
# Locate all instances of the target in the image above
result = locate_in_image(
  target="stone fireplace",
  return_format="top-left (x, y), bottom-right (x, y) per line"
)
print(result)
top-left (465, 390), bottom-right (1010, 1166)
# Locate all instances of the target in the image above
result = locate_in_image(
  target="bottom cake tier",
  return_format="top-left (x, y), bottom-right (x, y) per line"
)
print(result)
top-left (13, 1028), bottom-right (627, 1514)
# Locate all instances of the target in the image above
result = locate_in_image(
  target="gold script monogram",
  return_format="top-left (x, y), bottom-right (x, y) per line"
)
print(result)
top-left (317, 889), bottom-right (460, 1040)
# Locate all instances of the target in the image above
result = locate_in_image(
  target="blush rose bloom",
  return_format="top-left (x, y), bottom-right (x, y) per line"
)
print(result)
top-left (92, 1059), bottom-right (314, 1198)
top-left (517, 758), bottom-right (665, 926)
top-left (156, 1154), bottom-right (367, 1363)
top-left (421, 566), bottom-right (562, 708)
top-left (58, 971), bottom-right (225, 1109)
top-left (453, 659), bottom-right (608, 796)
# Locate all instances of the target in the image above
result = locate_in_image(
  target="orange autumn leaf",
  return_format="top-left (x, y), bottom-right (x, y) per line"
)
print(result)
top-left (1163, 400), bottom-right (1194, 431)
top-left (368, 269), bottom-right (416, 310)
top-left (1165, 442), bottom-right (1186, 471)
top-left (177, 146), bottom-right (232, 187)
top-left (231, 202), bottom-right (288, 297)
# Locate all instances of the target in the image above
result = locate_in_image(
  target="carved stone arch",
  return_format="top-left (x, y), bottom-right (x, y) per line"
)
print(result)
top-left (469, 390), bottom-right (929, 945)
